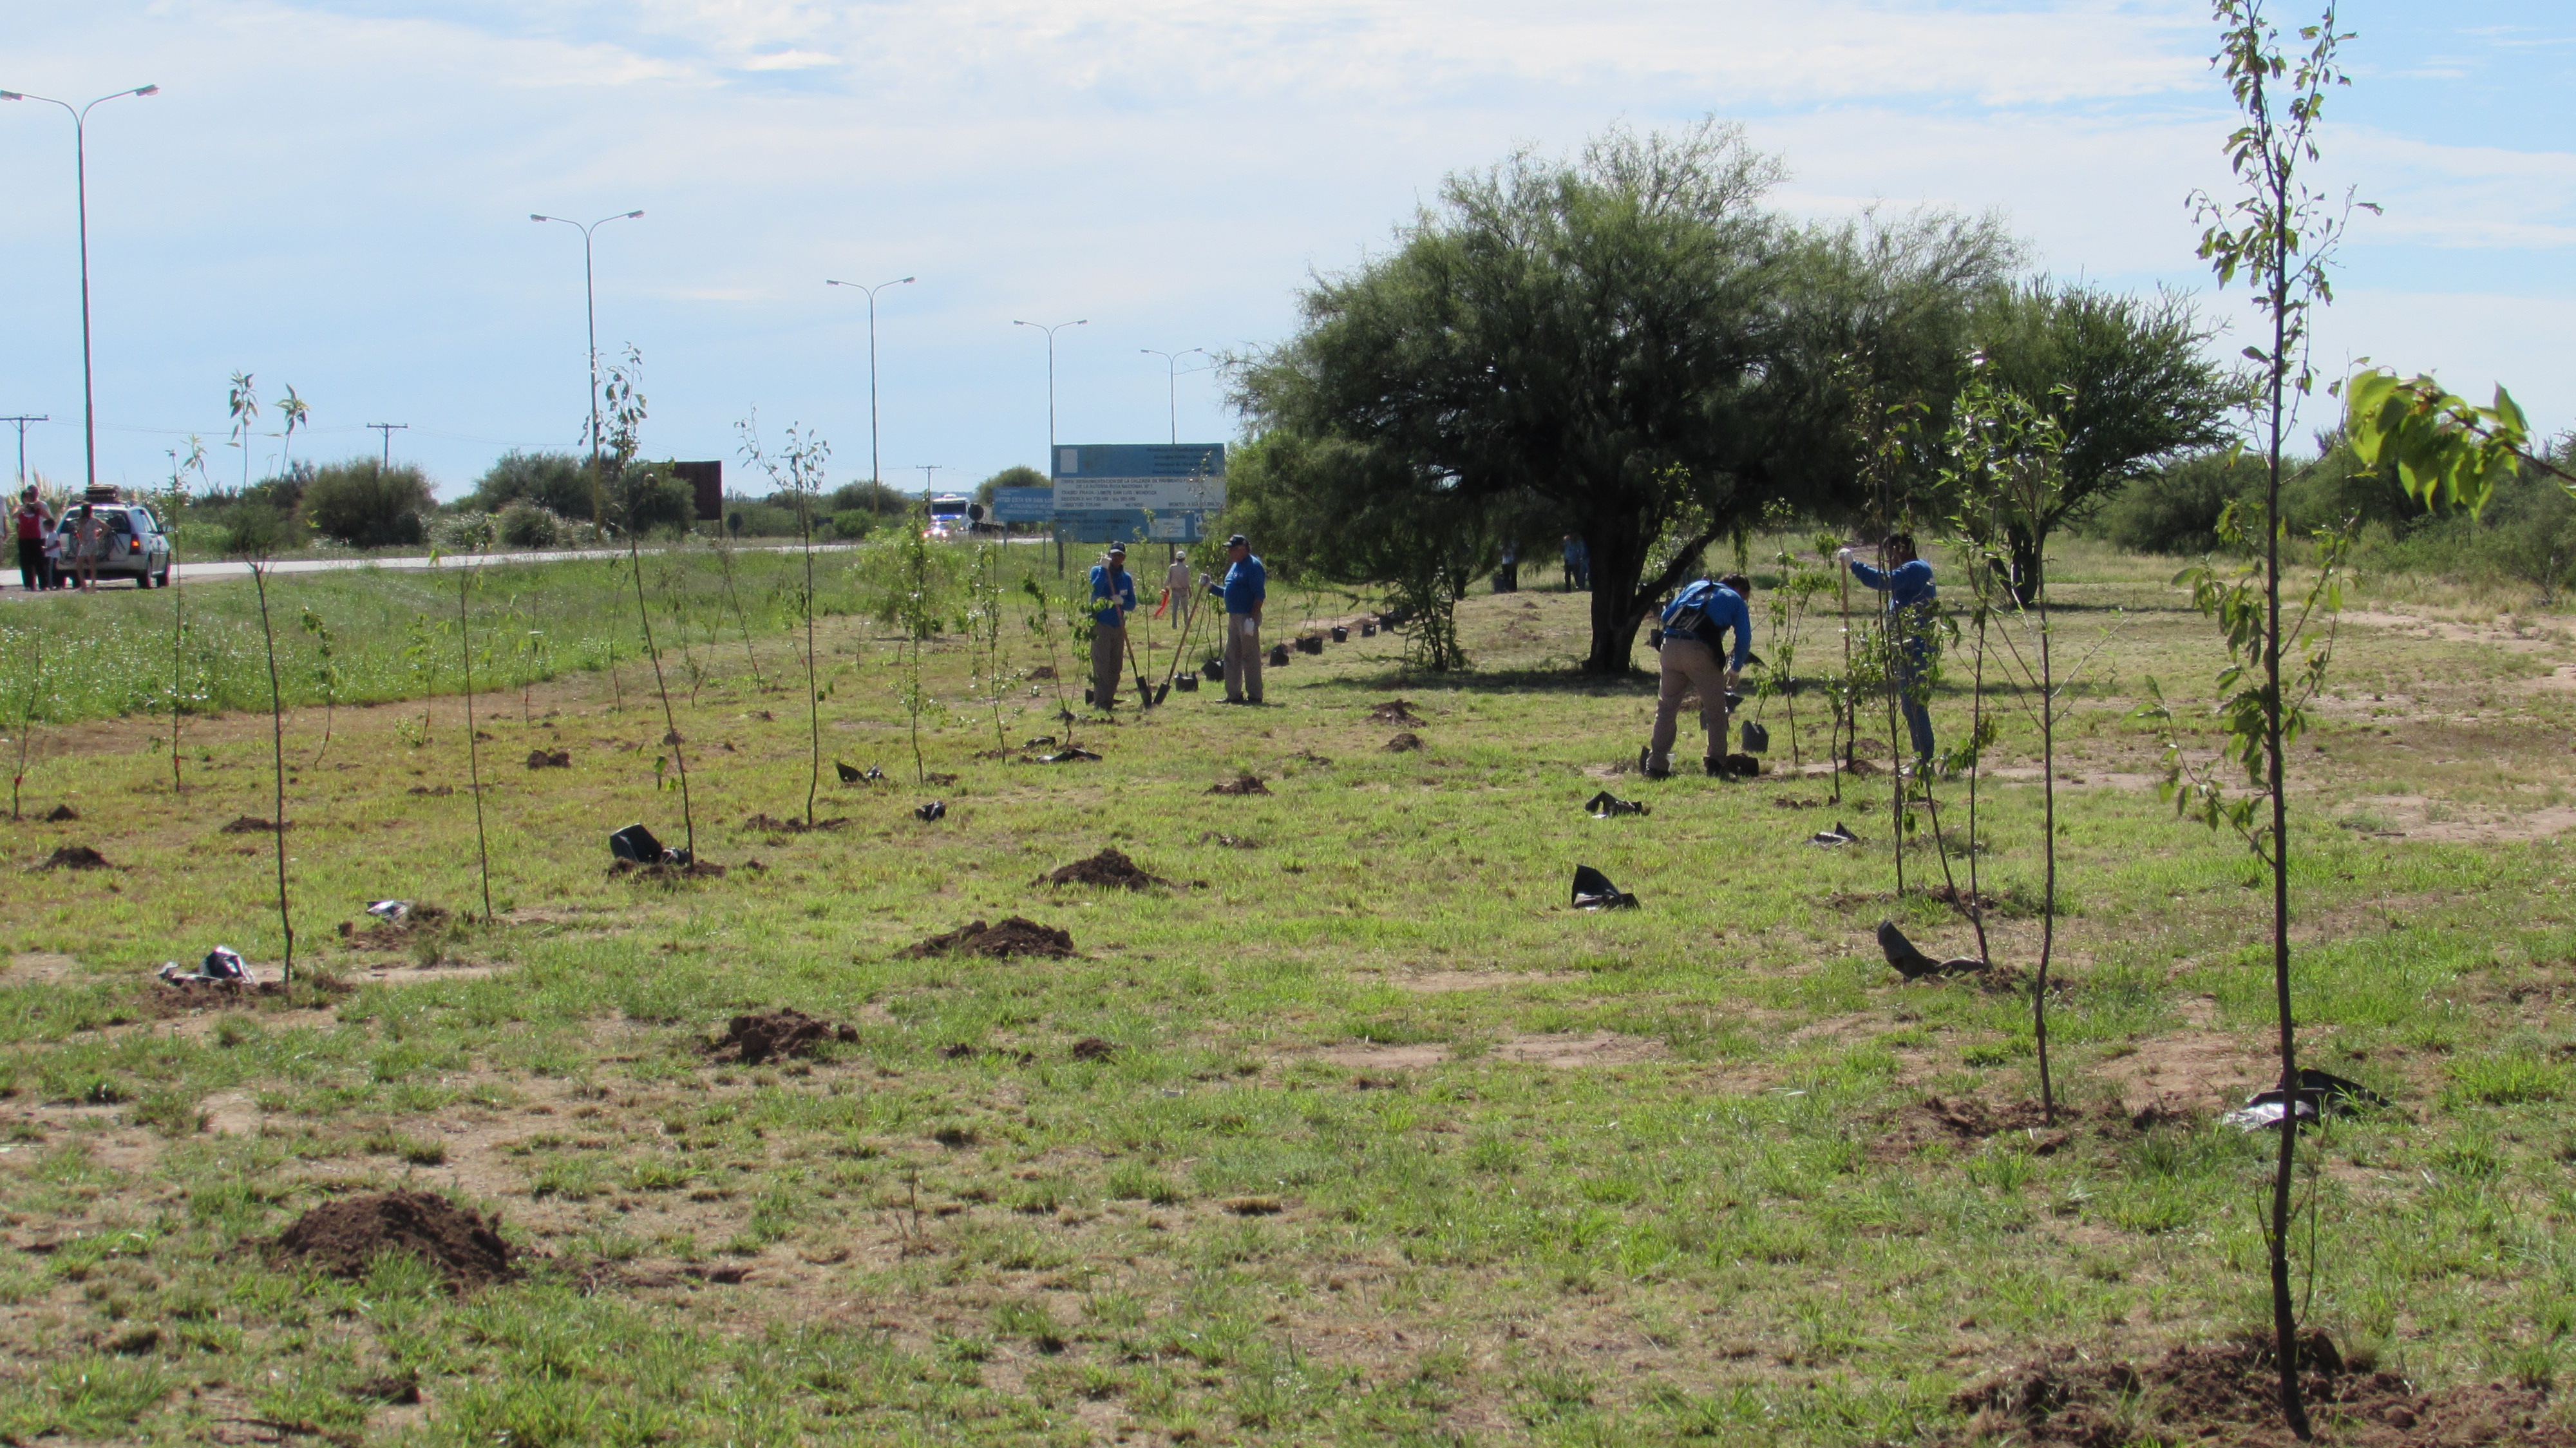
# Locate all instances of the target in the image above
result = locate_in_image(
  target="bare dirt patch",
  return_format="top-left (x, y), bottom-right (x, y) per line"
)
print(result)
top-left (201, 1091), bottom-right (261, 1137)
top-left (2094, 1028), bottom-right (2266, 1115)
top-left (5, 951), bottom-right (82, 984)
top-left (1207, 773), bottom-right (1271, 795)
top-left (898, 917), bottom-right (1076, 960)
top-left (1041, 848), bottom-right (1170, 890)
top-left (609, 859), bottom-right (728, 881)
top-left (1318, 1042), bottom-right (1452, 1069)
top-left (274, 1190), bottom-right (516, 1290)
top-left (2341, 792), bottom-right (2576, 844)
top-left (708, 1008), bottom-right (859, 1065)
top-left (1492, 1031), bottom-right (1669, 1068)
top-left (37, 844), bottom-right (111, 870)
top-left (1950, 1331), bottom-right (2576, 1447)
top-left (218, 815), bottom-right (289, 834)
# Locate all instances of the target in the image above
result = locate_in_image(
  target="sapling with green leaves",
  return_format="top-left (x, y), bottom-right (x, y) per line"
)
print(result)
top-left (893, 498), bottom-right (942, 783)
top-left (972, 540), bottom-right (1012, 750)
top-left (2136, 6), bottom-right (2367, 1434)
top-left (737, 414), bottom-right (832, 823)
top-left (1021, 573), bottom-right (1075, 744)
top-left (298, 605), bottom-right (341, 766)
top-left (225, 372), bottom-right (258, 495)
top-left (401, 615), bottom-right (440, 747)
top-left (600, 350), bottom-right (696, 861)
top-left (238, 387), bottom-right (305, 987)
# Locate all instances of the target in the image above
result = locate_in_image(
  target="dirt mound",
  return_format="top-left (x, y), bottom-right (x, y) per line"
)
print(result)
top-left (525, 749), bottom-right (571, 769)
top-left (1207, 773), bottom-right (1271, 795)
top-left (741, 814), bottom-right (849, 834)
top-left (220, 815), bottom-right (289, 834)
top-left (405, 785), bottom-right (455, 797)
top-left (1070, 1036), bottom-right (1117, 1061)
top-left (39, 845), bottom-right (110, 870)
top-left (39, 805), bottom-right (77, 823)
top-left (1951, 1332), bottom-right (2576, 1447)
top-left (900, 917), bottom-right (1075, 960)
top-left (1383, 732), bottom-right (1423, 753)
top-left (609, 859), bottom-right (728, 881)
top-left (274, 1190), bottom-right (515, 1290)
top-left (1370, 699), bottom-right (1424, 724)
top-left (710, 1008), bottom-right (858, 1064)
top-left (1043, 849), bottom-right (1170, 890)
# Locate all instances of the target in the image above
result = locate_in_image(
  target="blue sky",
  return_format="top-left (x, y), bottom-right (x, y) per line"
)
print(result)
top-left (2, 1), bottom-right (2569, 500)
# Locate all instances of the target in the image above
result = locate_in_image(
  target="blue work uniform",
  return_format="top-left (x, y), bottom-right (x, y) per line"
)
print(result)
top-left (1088, 563), bottom-right (1137, 627)
top-left (1849, 555), bottom-right (1939, 763)
top-left (1209, 555), bottom-right (1265, 613)
top-left (1660, 579), bottom-right (1752, 671)
top-left (1207, 554), bottom-right (1267, 703)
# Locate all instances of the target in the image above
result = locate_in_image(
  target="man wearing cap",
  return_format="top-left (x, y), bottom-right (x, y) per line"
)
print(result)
top-left (1206, 533), bottom-right (1265, 705)
top-left (1088, 544), bottom-right (1138, 711)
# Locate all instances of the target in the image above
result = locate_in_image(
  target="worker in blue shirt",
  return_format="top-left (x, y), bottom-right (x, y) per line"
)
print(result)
top-left (1088, 544), bottom-right (1138, 711)
top-left (1843, 533), bottom-right (1939, 767)
top-left (1643, 571), bottom-right (1754, 778)
top-left (1205, 533), bottom-right (1266, 704)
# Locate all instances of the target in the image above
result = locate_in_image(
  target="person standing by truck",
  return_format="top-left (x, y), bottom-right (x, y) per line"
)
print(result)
top-left (1088, 544), bottom-right (1137, 711)
top-left (1206, 533), bottom-right (1265, 705)
top-left (12, 489), bottom-right (52, 592)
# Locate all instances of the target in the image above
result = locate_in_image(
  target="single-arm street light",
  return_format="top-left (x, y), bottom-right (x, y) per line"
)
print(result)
top-left (1139, 347), bottom-right (1208, 444)
top-left (531, 209), bottom-right (645, 464)
top-left (1012, 318), bottom-right (1087, 455)
top-left (824, 275), bottom-right (915, 490)
top-left (3, 84), bottom-right (161, 492)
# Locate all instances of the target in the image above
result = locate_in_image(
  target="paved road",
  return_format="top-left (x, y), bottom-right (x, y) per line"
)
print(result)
top-left (0, 537), bottom-right (1058, 593)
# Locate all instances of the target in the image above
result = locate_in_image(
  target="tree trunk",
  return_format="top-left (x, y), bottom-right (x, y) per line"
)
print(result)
top-left (2002, 522), bottom-right (2043, 607)
top-left (1582, 521), bottom-right (1653, 674)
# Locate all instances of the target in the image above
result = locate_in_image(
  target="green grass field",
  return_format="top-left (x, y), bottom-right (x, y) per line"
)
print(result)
top-left (0, 538), bottom-right (2571, 1445)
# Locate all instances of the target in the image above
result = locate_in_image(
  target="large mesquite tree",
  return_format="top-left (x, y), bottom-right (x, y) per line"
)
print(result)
top-left (1238, 120), bottom-right (2011, 673)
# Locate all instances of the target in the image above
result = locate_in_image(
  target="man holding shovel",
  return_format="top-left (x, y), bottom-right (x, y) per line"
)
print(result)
top-left (1088, 544), bottom-right (1138, 712)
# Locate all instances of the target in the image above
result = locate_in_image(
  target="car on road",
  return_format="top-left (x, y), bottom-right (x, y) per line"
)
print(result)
top-left (55, 503), bottom-right (173, 587)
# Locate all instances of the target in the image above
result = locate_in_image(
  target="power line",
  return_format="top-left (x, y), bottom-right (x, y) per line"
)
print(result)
top-left (366, 422), bottom-right (409, 468)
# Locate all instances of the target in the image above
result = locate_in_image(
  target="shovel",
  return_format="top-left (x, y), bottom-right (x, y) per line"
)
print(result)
top-left (1124, 631), bottom-right (1154, 710)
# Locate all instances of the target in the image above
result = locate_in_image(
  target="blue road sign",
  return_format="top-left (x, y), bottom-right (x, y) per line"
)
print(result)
top-left (990, 486), bottom-right (1054, 523)
top-left (1049, 443), bottom-right (1226, 543)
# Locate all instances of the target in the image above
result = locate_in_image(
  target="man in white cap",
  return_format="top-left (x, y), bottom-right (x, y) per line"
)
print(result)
top-left (1206, 533), bottom-right (1265, 704)
top-left (1088, 544), bottom-right (1137, 711)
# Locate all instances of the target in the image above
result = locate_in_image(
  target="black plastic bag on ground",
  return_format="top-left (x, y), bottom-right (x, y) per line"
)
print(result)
top-left (610, 824), bottom-right (665, 862)
top-left (1571, 865), bottom-right (1638, 910)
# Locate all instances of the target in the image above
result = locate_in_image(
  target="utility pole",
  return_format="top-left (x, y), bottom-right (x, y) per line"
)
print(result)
top-left (366, 422), bottom-right (408, 470)
top-left (1140, 348), bottom-right (1206, 444)
top-left (2, 416), bottom-right (47, 486)
top-left (917, 464), bottom-right (945, 500)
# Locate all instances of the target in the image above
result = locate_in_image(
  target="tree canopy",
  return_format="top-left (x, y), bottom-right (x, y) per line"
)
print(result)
top-left (1237, 120), bottom-right (2017, 672)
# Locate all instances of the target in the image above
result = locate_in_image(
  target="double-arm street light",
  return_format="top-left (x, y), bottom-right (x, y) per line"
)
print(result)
top-left (531, 209), bottom-right (645, 462)
top-left (1012, 318), bottom-right (1087, 455)
top-left (824, 275), bottom-right (914, 489)
top-left (2, 84), bottom-right (161, 491)
top-left (1139, 347), bottom-right (1208, 444)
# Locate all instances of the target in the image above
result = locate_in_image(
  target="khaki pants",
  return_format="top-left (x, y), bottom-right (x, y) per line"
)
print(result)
top-left (1647, 636), bottom-right (1731, 773)
top-left (1222, 613), bottom-right (1262, 703)
top-left (1090, 623), bottom-right (1127, 709)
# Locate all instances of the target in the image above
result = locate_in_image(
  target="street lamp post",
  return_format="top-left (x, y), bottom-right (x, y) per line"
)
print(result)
top-left (2, 84), bottom-right (161, 493)
top-left (530, 210), bottom-right (645, 464)
top-left (1012, 318), bottom-right (1088, 456)
top-left (824, 276), bottom-right (915, 490)
top-left (1139, 348), bottom-right (1208, 444)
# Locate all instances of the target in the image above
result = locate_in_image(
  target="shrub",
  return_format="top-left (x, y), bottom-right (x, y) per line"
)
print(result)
top-left (221, 501), bottom-right (303, 557)
top-left (469, 450), bottom-right (596, 519)
top-left (497, 501), bottom-right (561, 550)
top-left (612, 464), bottom-right (695, 537)
top-left (2095, 452), bottom-right (2253, 555)
top-left (829, 510), bottom-right (874, 540)
top-left (823, 479), bottom-right (914, 518)
top-left (302, 459), bottom-right (431, 549)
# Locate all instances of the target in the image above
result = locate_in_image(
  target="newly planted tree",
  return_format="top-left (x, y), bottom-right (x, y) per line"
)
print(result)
top-left (972, 541), bottom-right (1011, 750)
top-left (226, 372), bottom-right (258, 494)
top-left (2139, 6), bottom-right (2367, 1434)
top-left (298, 606), bottom-right (341, 766)
top-left (10, 642), bottom-right (39, 823)
top-left (601, 352), bottom-right (696, 860)
top-left (240, 389), bottom-right (306, 986)
top-left (455, 561), bottom-right (495, 923)
top-left (1021, 573), bottom-right (1075, 743)
top-left (166, 436), bottom-right (209, 794)
top-left (738, 415), bottom-right (832, 823)
top-left (893, 499), bottom-right (941, 782)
